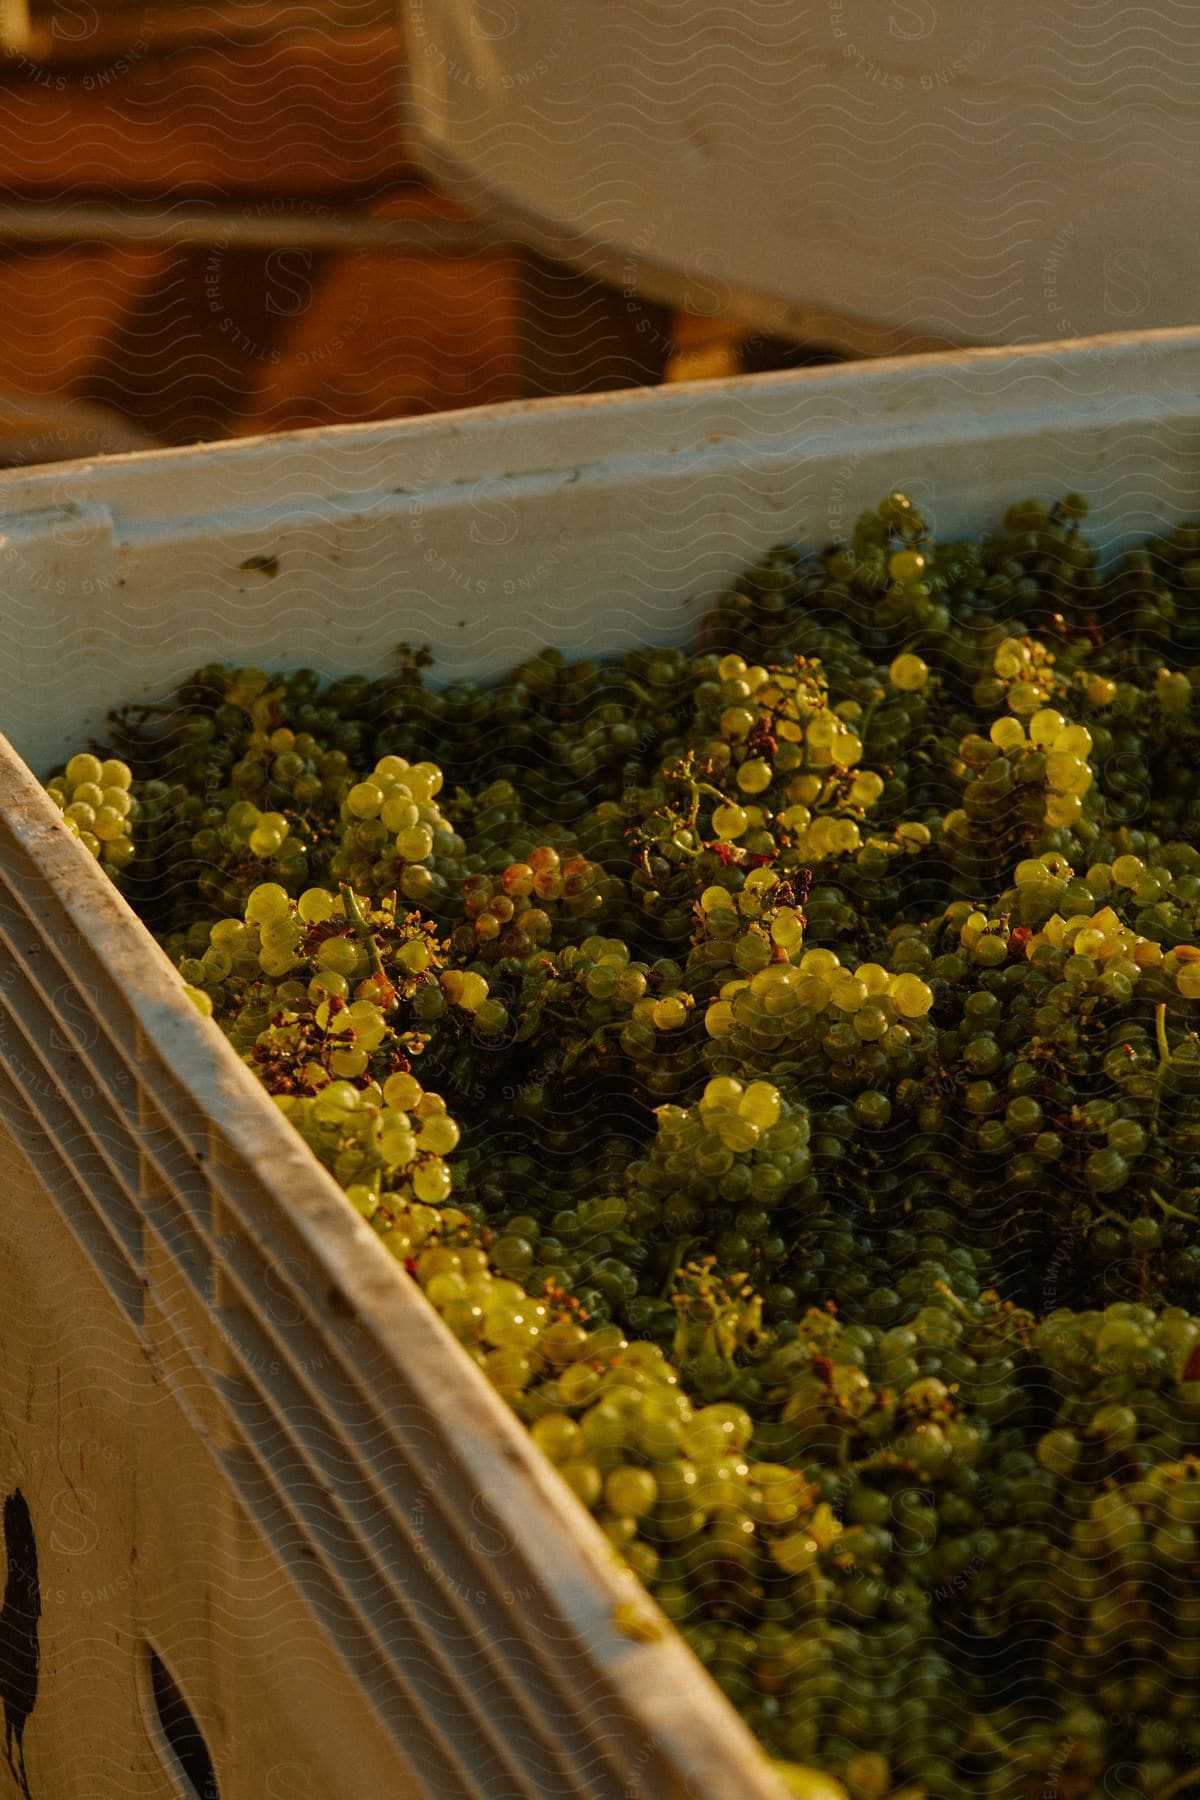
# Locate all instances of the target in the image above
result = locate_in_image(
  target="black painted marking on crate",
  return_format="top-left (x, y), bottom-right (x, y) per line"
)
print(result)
top-left (147, 1647), bottom-right (219, 1799)
top-left (0, 1490), bottom-right (39, 1800)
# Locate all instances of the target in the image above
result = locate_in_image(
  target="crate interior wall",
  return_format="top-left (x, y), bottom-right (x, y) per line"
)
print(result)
top-left (0, 330), bottom-right (1196, 1798)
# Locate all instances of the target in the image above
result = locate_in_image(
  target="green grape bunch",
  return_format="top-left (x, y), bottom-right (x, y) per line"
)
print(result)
top-left (44, 752), bottom-right (139, 882)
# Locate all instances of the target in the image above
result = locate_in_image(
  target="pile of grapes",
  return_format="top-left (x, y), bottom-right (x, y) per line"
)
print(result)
top-left (51, 492), bottom-right (1200, 1798)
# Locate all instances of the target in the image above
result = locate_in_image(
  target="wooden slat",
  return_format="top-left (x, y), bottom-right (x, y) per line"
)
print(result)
top-left (23, 1), bottom-right (392, 62)
top-left (0, 29), bottom-right (410, 195)
top-left (0, 244), bottom-right (170, 395)
top-left (0, 199), bottom-right (499, 252)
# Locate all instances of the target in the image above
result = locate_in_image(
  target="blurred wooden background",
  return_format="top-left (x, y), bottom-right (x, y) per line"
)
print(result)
top-left (0, 0), bottom-right (836, 459)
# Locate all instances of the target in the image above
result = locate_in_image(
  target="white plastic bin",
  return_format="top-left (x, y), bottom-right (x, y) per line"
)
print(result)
top-left (0, 326), bottom-right (1198, 1799)
top-left (399, 0), bottom-right (1200, 356)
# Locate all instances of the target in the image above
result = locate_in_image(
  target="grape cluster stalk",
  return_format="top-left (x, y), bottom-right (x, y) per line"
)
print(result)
top-left (50, 491), bottom-right (1200, 1799)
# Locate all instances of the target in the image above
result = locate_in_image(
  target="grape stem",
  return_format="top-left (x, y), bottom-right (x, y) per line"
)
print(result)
top-left (661, 1238), bottom-right (699, 1298)
top-left (857, 692), bottom-right (884, 745)
top-left (1156, 1000), bottom-right (1172, 1069)
top-left (963, 1715), bottom-right (1021, 1763)
top-left (1152, 1001), bottom-right (1172, 1135)
top-left (1149, 1187), bottom-right (1196, 1224)
top-left (1156, 1771), bottom-right (1200, 1800)
top-left (562, 1021), bottom-right (619, 1070)
top-left (934, 1281), bottom-right (972, 1318)
top-left (339, 883), bottom-right (387, 982)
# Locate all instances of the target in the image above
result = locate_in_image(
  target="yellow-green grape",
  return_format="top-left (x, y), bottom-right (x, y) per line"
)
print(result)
top-left (1055, 722), bottom-right (1093, 759)
top-left (419, 1113), bottom-right (461, 1156)
top-left (441, 969), bottom-right (490, 1012)
top-left (849, 770), bottom-right (884, 808)
top-left (245, 881), bottom-right (292, 923)
top-left (771, 1764), bottom-right (849, 1800)
top-left (701, 885), bottom-right (736, 915)
top-left (1045, 753), bottom-right (1091, 794)
top-left (702, 1075), bottom-right (744, 1112)
top-left (887, 549), bottom-right (925, 585)
top-left (653, 995), bottom-right (690, 1032)
top-left (889, 973), bottom-right (934, 1017)
top-left (473, 998), bottom-right (508, 1036)
top-left (317, 936), bottom-right (363, 977)
top-left (1156, 667), bottom-right (1192, 713)
top-left (711, 803), bottom-right (749, 840)
top-left (1112, 855), bottom-right (1145, 889)
top-left (830, 972), bottom-right (868, 1013)
top-left (735, 758), bottom-right (773, 795)
top-left (1045, 792), bottom-right (1083, 829)
top-left (396, 825), bottom-right (435, 861)
top-left (605, 1466), bottom-right (658, 1519)
top-left (992, 636), bottom-right (1031, 681)
top-left (888, 652), bottom-right (928, 692)
top-left (383, 1071), bottom-right (423, 1110)
top-left (298, 886), bottom-right (337, 924)
top-left (249, 811), bottom-right (290, 857)
top-left (347, 781), bottom-right (384, 819)
top-left (379, 1118), bottom-right (418, 1169)
top-left (345, 1183), bottom-right (378, 1220)
top-left (856, 962), bottom-right (891, 996)
top-left (740, 1080), bottom-right (781, 1129)
top-left (1178, 960), bottom-right (1200, 1001)
top-left (65, 752), bottom-right (103, 788)
top-left (720, 707), bottom-right (755, 742)
top-left (100, 758), bottom-right (132, 791)
top-left (396, 939), bottom-right (431, 975)
top-left (770, 908), bottom-right (804, 952)
top-left (346, 999), bottom-right (388, 1052)
top-left (989, 716), bottom-right (1025, 752)
top-left (412, 1159), bottom-right (452, 1204)
top-left (182, 982), bottom-right (213, 1018)
top-left (1028, 708), bottom-right (1065, 747)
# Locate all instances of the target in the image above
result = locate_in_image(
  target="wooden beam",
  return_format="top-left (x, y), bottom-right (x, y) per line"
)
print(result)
top-left (0, 29), bottom-right (410, 194)
top-left (0, 200), bottom-right (500, 252)
top-left (20, 1), bottom-right (392, 63)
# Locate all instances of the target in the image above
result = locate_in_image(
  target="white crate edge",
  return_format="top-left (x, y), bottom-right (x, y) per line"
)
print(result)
top-left (1, 328), bottom-right (1199, 773)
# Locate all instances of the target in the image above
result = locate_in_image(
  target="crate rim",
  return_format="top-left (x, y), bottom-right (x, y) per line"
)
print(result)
top-left (0, 325), bottom-right (1194, 493)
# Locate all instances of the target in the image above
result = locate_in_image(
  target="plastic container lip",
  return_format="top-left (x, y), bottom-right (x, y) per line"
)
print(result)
top-left (0, 322), bottom-right (1190, 481)
top-left (2, 323), bottom-right (1198, 776)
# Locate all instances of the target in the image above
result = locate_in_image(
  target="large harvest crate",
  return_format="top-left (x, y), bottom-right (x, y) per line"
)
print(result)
top-left (0, 328), bottom-right (1197, 1799)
